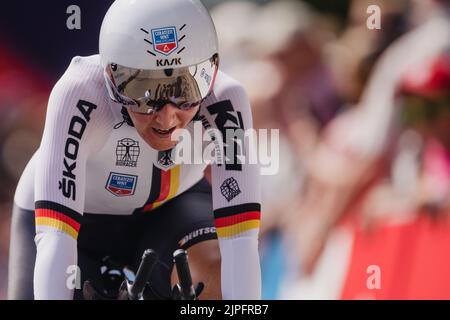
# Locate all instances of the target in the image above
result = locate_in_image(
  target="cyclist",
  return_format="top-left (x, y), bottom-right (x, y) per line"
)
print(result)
top-left (8, 0), bottom-right (261, 300)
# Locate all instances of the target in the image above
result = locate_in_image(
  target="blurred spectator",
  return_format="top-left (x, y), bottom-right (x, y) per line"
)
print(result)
top-left (0, 43), bottom-right (51, 298)
top-left (282, 0), bottom-right (450, 299)
top-left (213, 0), bottom-right (344, 298)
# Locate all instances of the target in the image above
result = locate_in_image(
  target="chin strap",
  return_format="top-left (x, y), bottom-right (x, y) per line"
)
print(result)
top-left (193, 109), bottom-right (200, 121)
top-left (114, 106), bottom-right (135, 129)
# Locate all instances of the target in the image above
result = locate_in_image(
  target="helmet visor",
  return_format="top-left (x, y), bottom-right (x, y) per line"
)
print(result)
top-left (104, 54), bottom-right (219, 113)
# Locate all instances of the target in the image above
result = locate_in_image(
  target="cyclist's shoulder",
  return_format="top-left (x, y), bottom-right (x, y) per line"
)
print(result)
top-left (212, 70), bottom-right (248, 98)
top-left (66, 54), bottom-right (103, 76)
top-left (53, 54), bottom-right (105, 95)
top-left (202, 70), bottom-right (250, 114)
top-left (46, 54), bottom-right (116, 131)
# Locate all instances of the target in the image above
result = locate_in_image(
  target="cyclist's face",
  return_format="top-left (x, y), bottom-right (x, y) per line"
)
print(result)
top-left (128, 103), bottom-right (199, 151)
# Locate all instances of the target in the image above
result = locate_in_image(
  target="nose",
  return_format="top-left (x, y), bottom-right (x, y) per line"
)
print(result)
top-left (154, 103), bottom-right (178, 127)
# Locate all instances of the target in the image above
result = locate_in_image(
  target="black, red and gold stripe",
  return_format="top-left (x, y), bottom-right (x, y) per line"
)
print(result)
top-left (142, 165), bottom-right (180, 212)
top-left (214, 203), bottom-right (261, 238)
top-left (35, 201), bottom-right (82, 240)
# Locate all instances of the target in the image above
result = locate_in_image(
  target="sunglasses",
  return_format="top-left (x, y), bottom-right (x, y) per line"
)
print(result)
top-left (104, 54), bottom-right (219, 114)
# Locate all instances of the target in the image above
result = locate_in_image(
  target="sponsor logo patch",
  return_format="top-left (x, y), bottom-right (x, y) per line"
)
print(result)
top-left (116, 138), bottom-right (140, 167)
top-left (178, 227), bottom-right (217, 247)
top-left (152, 26), bottom-right (178, 55)
top-left (220, 177), bottom-right (241, 201)
top-left (207, 100), bottom-right (245, 171)
top-left (156, 58), bottom-right (182, 67)
top-left (105, 172), bottom-right (138, 197)
top-left (59, 100), bottom-right (97, 201)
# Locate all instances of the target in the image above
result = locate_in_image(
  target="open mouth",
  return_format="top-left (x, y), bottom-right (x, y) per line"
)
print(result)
top-left (152, 126), bottom-right (177, 137)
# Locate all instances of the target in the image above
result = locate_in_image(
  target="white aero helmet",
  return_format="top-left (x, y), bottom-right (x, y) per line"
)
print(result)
top-left (99, 0), bottom-right (219, 113)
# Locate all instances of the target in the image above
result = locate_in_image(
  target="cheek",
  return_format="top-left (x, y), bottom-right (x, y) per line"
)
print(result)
top-left (177, 107), bottom-right (199, 125)
top-left (129, 112), bottom-right (156, 129)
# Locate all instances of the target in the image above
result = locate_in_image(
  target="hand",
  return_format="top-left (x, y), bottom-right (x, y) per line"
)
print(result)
top-left (171, 282), bottom-right (204, 300)
top-left (83, 280), bottom-right (118, 300)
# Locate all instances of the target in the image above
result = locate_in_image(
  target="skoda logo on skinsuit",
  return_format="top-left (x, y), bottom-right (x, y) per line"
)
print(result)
top-left (59, 100), bottom-right (97, 201)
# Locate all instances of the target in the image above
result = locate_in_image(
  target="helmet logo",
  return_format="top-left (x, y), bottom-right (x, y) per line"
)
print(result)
top-left (151, 26), bottom-right (178, 55)
top-left (141, 25), bottom-right (186, 58)
top-left (156, 58), bottom-right (182, 67)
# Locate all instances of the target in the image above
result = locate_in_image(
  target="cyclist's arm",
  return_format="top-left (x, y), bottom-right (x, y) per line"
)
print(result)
top-left (34, 57), bottom-right (110, 299)
top-left (202, 75), bottom-right (262, 299)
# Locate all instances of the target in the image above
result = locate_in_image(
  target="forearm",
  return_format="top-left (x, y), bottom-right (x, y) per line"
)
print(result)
top-left (34, 232), bottom-right (78, 300)
top-left (219, 236), bottom-right (261, 300)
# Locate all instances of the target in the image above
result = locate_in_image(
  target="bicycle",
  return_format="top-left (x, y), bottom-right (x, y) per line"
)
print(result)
top-left (83, 248), bottom-right (204, 300)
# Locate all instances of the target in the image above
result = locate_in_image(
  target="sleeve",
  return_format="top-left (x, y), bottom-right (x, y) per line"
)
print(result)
top-left (33, 58), bottom-right (110, 299)
top-left (201, 77), bottom-right (262, 299)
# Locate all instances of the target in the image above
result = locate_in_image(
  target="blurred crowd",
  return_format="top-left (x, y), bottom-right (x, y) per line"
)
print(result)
top-left (0, 46), bottom-right (50, 298)
top-left (1, 0), bottom-right (450, 299)
top-left (211, 0), bottom-right (450, 299)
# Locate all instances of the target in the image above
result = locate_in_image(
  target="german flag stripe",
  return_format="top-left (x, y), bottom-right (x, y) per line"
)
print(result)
top-left (35, 209), bottom-right (80, 232)
top-left (152, 165), bottom-right (180, 209)
top-left (214, 203), bottom-right (261, 219)
top-left (216, 220), bottom-right (260, 238)
top-left (167, 165), bottom-right (181, 199)
top-left (144, 166), bottom-right (181, 211)
top-left (147, 166), bottom-right (162, 203)
top-left (143, 203), bottom-right (153, 212)
top-left (143, 167), bottom-right (168, 211)
top-left (35, 200), bottom-right (82, 224)
top-left (156, 169), bottom-right (171, 202)
top-left (35, 217), bottom-right (79, 240)
top-left (140, 165), bottom-right (161, 212)
top-left (215, 211), bottom-right (260, 228)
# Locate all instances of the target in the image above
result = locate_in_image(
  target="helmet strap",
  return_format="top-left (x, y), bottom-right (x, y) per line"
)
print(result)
top-left (192, 108), bottom-right (202, 122)
top-left (114, 107), bottom-right (135, 129)
top-left (121, 106), bottom-right (134, 127)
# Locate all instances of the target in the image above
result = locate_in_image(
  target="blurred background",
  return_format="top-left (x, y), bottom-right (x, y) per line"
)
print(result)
top-left (1, 0), bottom-right (450, 299)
